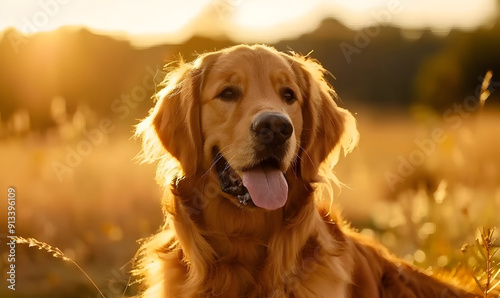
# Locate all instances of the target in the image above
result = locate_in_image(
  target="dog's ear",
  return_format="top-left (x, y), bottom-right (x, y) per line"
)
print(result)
top-left (287, 54), bottom-right (359, 182)
top-left (137, 53), bottom-right (219, 178)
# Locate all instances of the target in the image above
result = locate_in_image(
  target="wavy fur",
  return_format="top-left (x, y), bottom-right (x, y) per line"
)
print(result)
top-left (133, 45), bottom-right (478, 298)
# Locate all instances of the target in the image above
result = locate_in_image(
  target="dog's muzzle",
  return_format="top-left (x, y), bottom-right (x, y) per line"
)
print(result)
top-left (251, 112), bottom-right (293, 160)
top-left (213, 112), bottom-right (292, 210)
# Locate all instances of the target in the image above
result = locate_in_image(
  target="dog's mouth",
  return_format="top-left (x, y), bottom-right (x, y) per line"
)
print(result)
top-left (213, 147), bottom-right (288, 210)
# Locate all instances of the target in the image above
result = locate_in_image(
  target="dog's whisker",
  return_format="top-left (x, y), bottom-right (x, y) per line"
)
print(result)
top-left (293, 153), bottom-right (303, 162)
top-left (203, 158), bottom-right (221, 177)
top-left (201, 159), bottom-right (220, 179)
top-left (223, 155), bottom-right (238, 172)
top-left (290, 154), bottom-right (301, 177)
top-left (200, 144), bottom-right (233, 179)
top-left (298, 145), bottom-right (318, 173)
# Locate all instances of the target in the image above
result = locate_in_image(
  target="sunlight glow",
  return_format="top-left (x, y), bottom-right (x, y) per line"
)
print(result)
top-left (234, 0), bottom-right (322, 29)
top-left (0, 0), bottom-right (211, 35)
top-left (226, 0), bottom-right (325, 42)
top-left (0, 0), bottom-right (497, 44)
top-left (327, 0), bottom-right (497, 30)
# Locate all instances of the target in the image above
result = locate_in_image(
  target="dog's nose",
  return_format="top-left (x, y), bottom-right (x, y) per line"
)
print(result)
top-left (252, 113), bottom-right (293, 146)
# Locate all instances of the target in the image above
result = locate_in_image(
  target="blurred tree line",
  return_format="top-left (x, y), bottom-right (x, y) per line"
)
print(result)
top-left (0, 16), bottom-right (499, 135)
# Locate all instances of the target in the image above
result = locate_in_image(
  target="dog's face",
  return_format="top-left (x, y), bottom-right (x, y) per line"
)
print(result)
top-left (201, 47), bottom-right (303, 172)
top-left (200, 47), bottom-right (304, 210)
top-left (138, 45), bottom-right (358, 211)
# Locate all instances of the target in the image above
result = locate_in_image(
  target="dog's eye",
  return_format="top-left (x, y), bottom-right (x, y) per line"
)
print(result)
top-left (217, 87), bottom-right (240, 101)
top-left (281, 87), bottom-right (296, 104)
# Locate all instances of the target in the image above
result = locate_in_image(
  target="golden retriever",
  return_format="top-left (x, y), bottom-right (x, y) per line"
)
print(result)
top-left (134, 44), bottom-right (478, 297)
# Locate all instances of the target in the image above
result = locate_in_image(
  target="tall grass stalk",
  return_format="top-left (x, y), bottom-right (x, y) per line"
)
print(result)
top-left (463, 228), bottom-right (500, 297)
top-left (478, 70), bottom-right (493, 114)
top-left (16, 237), bottom-right (105, 298)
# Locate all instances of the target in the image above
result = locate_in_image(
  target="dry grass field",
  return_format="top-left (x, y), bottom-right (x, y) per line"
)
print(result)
top-left (1, 1), bottom-right (500, 296)
top-left (1, 105), bottom-right (499, 297)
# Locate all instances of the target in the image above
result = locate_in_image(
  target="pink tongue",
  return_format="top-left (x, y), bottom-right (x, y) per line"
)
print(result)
top-left (242, 166), bottom-right (288, 210)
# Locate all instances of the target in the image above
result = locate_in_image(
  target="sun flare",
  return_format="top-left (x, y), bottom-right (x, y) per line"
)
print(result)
top-left (0, 0), bottom-right (496, 44)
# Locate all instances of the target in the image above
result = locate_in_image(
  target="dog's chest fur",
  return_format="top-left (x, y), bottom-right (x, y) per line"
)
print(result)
top-left (147, 176), bottom-right (352, 298)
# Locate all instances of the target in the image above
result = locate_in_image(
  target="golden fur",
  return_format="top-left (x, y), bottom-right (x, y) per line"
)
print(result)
top-left (134, 44), bottom-right (478, 297)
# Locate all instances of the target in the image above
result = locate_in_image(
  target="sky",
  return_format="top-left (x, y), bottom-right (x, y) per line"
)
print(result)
top-left (0, 0), bottom-right (498, 45)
